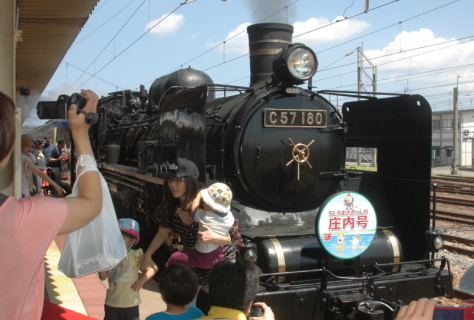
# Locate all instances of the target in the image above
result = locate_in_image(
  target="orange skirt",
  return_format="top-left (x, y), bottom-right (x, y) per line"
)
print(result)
top-left (41, 169), bottom-right (49, 187)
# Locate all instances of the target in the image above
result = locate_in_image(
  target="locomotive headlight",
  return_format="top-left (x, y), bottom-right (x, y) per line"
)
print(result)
top-left (241, 240), bottom-right (258, 264)
top-left (426, 229), bottom-right (443, 252)
top-left (433, 235), bottom-right (443, 250)
top-left (273, 43), bottom-right (318, 85)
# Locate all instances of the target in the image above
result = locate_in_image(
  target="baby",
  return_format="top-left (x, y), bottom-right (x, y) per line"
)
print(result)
top-left (166, 182), bottom-right (235, 270)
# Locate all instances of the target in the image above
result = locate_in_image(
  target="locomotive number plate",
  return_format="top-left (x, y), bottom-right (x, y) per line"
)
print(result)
top-left (264, 109), bottom-right (327, 128)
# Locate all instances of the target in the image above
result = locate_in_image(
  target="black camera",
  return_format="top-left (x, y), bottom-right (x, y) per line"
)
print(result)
top-left (37, 93), bottom-right (87, 120)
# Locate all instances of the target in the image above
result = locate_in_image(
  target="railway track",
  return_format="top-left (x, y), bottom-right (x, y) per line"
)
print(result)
top-left (430, 175), bottom-right (474, 304)
top-left (441, 233), bottom-right (474, 258)
top-left (431, 196), bottom-right (474, 207)
top-left (432, 210), bottom-right (474, 224)
top-left (432, 176), bottom-right (474, 184)
top-left (433, 184), bottom-right (474, 196)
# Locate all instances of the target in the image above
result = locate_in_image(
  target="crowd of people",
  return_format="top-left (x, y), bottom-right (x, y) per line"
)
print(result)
top-left (0, 88), bottom-right (439, 320)
top-left (19, 132), bottom-right (71, 198)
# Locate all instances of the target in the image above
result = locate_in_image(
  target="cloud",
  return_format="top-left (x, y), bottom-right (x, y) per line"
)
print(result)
top-left (293, 16), bottom-right (370, 45)
top-left (146, 13), bottom-right (184, 37)
top-left (206, 23), bottom-right (251, 56)
top-left (206, 16), bottom-right (370, 57)
top-left (363, 29), bottom-right (474, 93)
top-left (365, 29), bottom-right (471, 71)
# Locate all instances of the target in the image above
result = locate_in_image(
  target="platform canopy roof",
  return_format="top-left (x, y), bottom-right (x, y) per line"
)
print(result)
top-left (16, 0), bottom-right (99, 95)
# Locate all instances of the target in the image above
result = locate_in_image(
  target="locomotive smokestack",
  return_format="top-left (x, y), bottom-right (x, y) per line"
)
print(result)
top-left (247, 23), bottom-right (293, 87)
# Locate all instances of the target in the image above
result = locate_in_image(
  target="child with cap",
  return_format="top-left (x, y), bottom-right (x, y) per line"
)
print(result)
top-left (99, 218), bottom-right (157, 320)
top-left (165, 182), bottom-right (235, 270)
top-left (145, 264), bottom-right (205, 320)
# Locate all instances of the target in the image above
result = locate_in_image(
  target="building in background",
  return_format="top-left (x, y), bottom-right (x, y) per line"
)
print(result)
top-left (432, 109), bottom-right (474, 168)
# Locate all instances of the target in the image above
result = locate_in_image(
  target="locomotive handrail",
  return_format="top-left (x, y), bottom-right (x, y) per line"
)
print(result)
top-left (258, 258), bottom-right (451, 283)
top-left (207, 83), bottom-right (254, 93)
top-left (317, 89), bottom-right (408, 99)
top-left (99, 163), bottom-right (164, 184)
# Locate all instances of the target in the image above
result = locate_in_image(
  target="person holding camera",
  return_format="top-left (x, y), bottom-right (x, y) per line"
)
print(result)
top-left (195, 260), bottom-right (274, 320)
top-left (0, 89), bottom-right (103, 320)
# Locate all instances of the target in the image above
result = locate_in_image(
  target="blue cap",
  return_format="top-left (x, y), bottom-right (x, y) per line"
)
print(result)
top-left (118, 218), bottom-right (140, 244)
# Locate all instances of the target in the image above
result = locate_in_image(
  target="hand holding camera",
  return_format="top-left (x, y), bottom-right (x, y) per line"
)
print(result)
top-left (37, 91), bottom-right (98, 125)
top-left (249, 302), bottom-right (274, 320)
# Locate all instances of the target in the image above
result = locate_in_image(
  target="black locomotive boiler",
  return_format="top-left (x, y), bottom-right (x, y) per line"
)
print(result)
top-left (88, 23), bottom-right (452, 320)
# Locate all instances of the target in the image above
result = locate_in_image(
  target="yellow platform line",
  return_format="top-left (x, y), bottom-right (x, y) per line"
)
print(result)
top-left (44, 240), bottom-right (88, 315)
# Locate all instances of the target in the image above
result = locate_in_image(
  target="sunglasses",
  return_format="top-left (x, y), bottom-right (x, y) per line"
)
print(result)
top-left (166, 177), bottom-right (185, 184)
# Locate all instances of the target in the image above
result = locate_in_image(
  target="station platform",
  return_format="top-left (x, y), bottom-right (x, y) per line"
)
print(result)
top-left (44, 234), bottom-right (166, 319)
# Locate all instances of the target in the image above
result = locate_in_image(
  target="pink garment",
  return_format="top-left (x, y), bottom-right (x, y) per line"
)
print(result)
top-left (166, 246), bottom-right (224, 270)
top-left (0, 195), bottom-right (67, 320)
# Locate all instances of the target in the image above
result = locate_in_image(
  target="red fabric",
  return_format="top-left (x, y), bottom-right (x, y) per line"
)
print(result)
top-left (41, 301), bottom-right (99, 320)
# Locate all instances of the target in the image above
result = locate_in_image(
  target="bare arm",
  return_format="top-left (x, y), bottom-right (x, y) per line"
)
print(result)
top-left (49, 154), bottom-right (63, 163)
top-left (131, 257), bottom-right (157, 292)
top-left (142, 226), bottom-right (169, 270)
top-left (26, 162), bottom-right (65, 194)
top-left (98, 271), bottom-right (108, 281)
top-left (59, 90), bottom-right (103, 234)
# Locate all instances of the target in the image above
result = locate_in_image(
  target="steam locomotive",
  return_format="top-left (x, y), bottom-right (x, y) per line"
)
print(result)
top-left (86, 23), bottom-right (452, 319)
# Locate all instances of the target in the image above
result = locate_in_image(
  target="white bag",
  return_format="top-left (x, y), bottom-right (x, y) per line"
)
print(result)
top-left (58, 165), bottom-right (127, 278)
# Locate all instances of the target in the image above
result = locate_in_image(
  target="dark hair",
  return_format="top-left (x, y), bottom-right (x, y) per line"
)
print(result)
top-left (159, 264), bottom-right (199, 306)
top-left (208, 260), bottom-right (261, 313)
top-left (164, 175), bottom-right (203, 214)
top-left (57, 140), bottom-right (65, 145)
top-left (121, 231), bottom-right (137, 241)
top-left (0, 92), bottom-right (16, 164)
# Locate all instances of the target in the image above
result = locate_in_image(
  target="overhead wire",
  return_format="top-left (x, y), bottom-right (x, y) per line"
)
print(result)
top-left (77, 0), bottom-right (193, 88)
top-left (159, 0), bottom-right (300, 77)
top-left (207, 0), bottom-right (460, 87)
top-left (61, 60), bottom-right (126, 90)
top-left (67, 0), bottom-right (467, 104)
top-left (71, 0), bottom-right (139, 49)
top-left (72, 0), bottom-right (147, 86)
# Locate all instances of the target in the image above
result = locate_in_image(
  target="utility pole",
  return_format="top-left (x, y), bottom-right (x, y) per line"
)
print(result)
top-left (451, 76), bottom-right (460, 175)
top-left (357, 44), bottom-right (377, 166)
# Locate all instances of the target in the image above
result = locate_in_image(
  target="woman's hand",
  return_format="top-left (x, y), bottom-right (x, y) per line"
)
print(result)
top-left (198, 225), bottom-right (231, 245)
top-left (68, 89), bottom-right (98, 133)
top-left (53, 183), bottom-right (66, 195)
top-left (141, 254), bottom-right (158, 273)
top-left (395, 298), bottom-right (438, 320)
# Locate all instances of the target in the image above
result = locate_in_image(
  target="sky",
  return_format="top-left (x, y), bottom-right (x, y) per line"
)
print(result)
top-left (22, 0), bottom-right (474, 127)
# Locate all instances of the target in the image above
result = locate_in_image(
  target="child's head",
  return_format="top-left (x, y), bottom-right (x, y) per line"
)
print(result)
top-left (159, 264), bottom-right (199, 307)
top-left (118, 218), bottom-right (140, 246)
top-left (200, 182), bottom-right (232, 214)
top-left (21, 134), bottom-right (35, 153)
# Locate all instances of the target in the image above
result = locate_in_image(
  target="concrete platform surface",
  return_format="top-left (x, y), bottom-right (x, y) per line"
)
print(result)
top-left (45, 234), bottom-right (166, 319)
